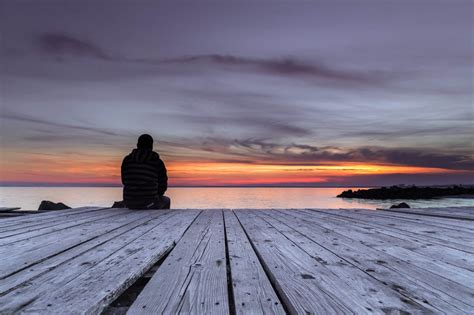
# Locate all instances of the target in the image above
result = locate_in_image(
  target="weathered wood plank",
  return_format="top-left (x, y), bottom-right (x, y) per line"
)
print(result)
top-left (310, 208), bottom-right (474, 253)
top-left (384, 206), bottom-right (474, 220)
top-left (0, 210), bottom-right (155, 279)
top-left (0, 208), bottom-right (131, 254)
top-left (128, 210), bottom-right (228, 315)
top-left (235, 209), bottom-right (356, 314)
top-left (255, 210), bottom-right (432, 314)
top-left (0, 207), bottom-right (106, 231)
top-left (278, 210), bottom-right (474, 305)
top-left (0, 208), bottom-right (132, 244)
top-left (301, 209), bottom-right (474, 275)
top-left (223, 210), bottom-right (285, 315)
top-left (372, 209), bottom-right (474, 232)
top-left (242, 210), bottom-right (433, 314)
top-left (377, 245), bottom-right (474, 289)
top-left (1, 206), bottom-right (472, 315)
top-left (323, 210), bottom-right (474, 269)
top-left (0, 207), bottom-right (121, 236)
top-left (338, 207), bottom-right (474, 233)
top-left (0, 211), bottom-right (165, 296)
top-left (275, 209), bottom-right (473, 312)
top-left (5, 210), bottom-right (201, 314)
top-left (0, 206), bottom-right (105, 225)
top-left (320, 208), bottom-right (474, 246)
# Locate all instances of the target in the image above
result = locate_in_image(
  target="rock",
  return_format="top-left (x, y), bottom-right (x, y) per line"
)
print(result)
top-left (112, 200), bottom-right (126, 208)
top-left (38, 200), bottom-right (71, 211)
top-left (337, 185), bottom-right (474, 200)
top-left (390, 202), bottom-right (410, 209)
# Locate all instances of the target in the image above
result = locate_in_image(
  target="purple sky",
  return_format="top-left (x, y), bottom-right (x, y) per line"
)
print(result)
top-left (0, 1), bottom-right (473, 186)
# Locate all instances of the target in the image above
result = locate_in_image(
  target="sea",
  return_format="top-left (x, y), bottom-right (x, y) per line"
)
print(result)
top-left (1, 187), bottom-right (473, 211)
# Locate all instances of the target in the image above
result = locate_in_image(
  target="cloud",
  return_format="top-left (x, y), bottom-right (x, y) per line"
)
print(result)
top-left (2, 110), bottom-right (124, 137)
top-left (162, 112), bottom-right (312, 137)
top-left (166, 54), bottom-right (390, 85)
top-left (32, 33), bottom-right (391, 85)
top-left (5, 108), bottom-right (471, 171)
top-left (166, 138), bottom-right (474, 171)
top-left (341, 125), bottom-right (474, 142)
top-left (36, 33), bottom-right (110, 60)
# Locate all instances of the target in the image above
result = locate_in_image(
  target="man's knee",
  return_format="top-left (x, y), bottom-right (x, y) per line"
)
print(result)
top-left (146, 195), bottom-right (171, 210)
top-left (161, 196), bottom-right (171, 209)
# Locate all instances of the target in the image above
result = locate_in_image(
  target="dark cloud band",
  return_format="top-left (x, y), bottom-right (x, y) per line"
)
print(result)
top-left (165, 138), bottom-right (474, 171)
top-left (34, 33), bottom-right (391, 86)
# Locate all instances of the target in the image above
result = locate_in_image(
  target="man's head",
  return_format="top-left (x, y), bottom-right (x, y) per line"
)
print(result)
top-left (137, 134), bottom-right (154, 150)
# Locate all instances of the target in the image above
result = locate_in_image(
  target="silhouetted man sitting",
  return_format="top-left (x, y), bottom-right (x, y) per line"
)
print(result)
top-left (121, 134), bottom-right (170, 209)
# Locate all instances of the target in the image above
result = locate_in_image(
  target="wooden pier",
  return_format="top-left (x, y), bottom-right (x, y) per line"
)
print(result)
top-left (0, 207), bottom-right (472, 314)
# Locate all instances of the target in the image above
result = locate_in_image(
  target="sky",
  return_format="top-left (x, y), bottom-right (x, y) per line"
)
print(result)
top-left (0, 0), bottom-right (473, 187)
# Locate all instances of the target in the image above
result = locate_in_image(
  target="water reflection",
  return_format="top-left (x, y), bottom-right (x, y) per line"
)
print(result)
top-left (1, 187), bottom-right (473, 210)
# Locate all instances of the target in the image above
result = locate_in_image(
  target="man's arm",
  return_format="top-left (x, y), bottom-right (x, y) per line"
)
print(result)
top-left (156, 159), bottom-right (168, 196)
top-left (121, 157), bottom-right (127, 186)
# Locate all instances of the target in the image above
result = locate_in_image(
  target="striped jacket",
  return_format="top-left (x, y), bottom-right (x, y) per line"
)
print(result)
top-left (121, 149), bottom-right (168, 209)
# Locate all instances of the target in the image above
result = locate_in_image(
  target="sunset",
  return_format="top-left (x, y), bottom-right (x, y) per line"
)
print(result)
top-left (0, 156), bottom-right (465, 187)
top-left (1, 1), bottom-right (472, 187)
top-left (0, 2), bottom-right (473, 314)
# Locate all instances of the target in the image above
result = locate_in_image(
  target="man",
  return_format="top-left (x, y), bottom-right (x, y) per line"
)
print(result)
top-left (121, 134), bottom-right (170, 209)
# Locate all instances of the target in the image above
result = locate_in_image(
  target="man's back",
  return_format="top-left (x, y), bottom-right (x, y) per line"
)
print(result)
top-left (121, 147), bottom-right (168, 209)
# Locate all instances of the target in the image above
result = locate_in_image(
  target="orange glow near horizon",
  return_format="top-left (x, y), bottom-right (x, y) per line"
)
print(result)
top-left (0, 151), bottom-right (464, 186)
top-left (167, 162), bottom-right (452, 175)
top-left (164, 162), bottom-right (459, 186)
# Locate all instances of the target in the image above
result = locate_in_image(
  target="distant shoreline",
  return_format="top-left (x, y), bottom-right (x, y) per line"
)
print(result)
top-left (338, 185), bottom-right (474, 200)
top-left (0, 184), bottom-right (377, 188)
top-left (2, 184), bottom-right (472, 188)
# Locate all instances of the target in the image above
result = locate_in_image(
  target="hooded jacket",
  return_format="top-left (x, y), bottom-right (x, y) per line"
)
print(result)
top-left (121, 148), bottom-right (168, 209)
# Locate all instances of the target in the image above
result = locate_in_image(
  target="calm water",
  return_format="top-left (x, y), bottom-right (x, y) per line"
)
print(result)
top-left (1, 187), bottom-right (473, 211)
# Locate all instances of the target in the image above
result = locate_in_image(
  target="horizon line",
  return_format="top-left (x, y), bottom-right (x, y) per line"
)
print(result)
top-left (1, 183), bottom-right (471, 188)
top-left (0, 183), bottom-right (378, 188)
top-left (0, 184), bottom-right (378, 188)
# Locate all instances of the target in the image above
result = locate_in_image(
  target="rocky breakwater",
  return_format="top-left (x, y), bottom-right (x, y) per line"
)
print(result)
top-left (337, 185), bottom-right (474, 200)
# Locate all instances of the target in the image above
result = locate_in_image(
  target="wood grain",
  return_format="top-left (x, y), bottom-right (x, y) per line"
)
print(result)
top-left (8, 210), bottom-right (200, 314)
top-left (224, 210), bottom-right (285, 315)
top-left (128, 210), bottom-right (228, 315)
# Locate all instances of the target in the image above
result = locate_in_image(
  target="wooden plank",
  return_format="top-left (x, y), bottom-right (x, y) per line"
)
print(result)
top-left (0, 211), bottom-right (166, 296)
top-left (0, 208), bottom-right (131, 254)
top-left (360, 208), bottom-right (474, 242)
top-left (384, 207), bottom-right (474, 220)
top-left (4, 210), bottom-right (201, 314)
top-left (373, 209), bottom-right (474, 232)
top-left (328, 209), bottom-right (474, 246)
top-left (274, 209), bottom-right (473, 312)
top-left (223, 210), bottom-right (285, 315)
top-left (235, 209), bottom-right (358, 314)
top-left (0, 208), bottom-right (124, 238)
top-left (256, 210), bottom-right (434, 313)
top-left (0, 206), bottom-right (105, 226)
top-left (129, 210), bottom-right (229, 315)
top-left (244, 210), bottom-right (429, 314)
top-left (376, 245), bottom-right (474, 289)
top-left (340, 208), bottom-right (474, 233)
top-left (274, 209), bottom-right (474, 289)
top-left (0, 207), bottom-right (107, 231)
top-left (301, 209), bottom-right (474, 273)
top-left (311, 208), bottom-right (474, 253)
top-left (0, 209), bottom-right (154, 279)
top-left (0, 208), bottom-right (132, 244)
